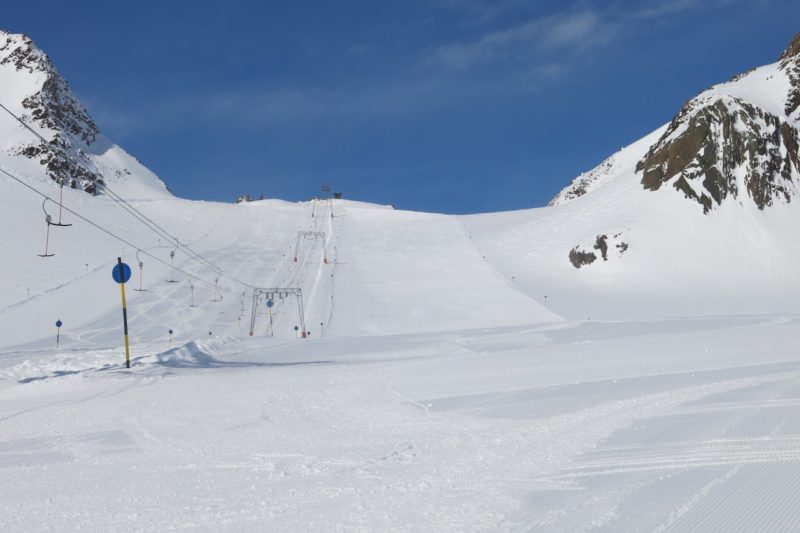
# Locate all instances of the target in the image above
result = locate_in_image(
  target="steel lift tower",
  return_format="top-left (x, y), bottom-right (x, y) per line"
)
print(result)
top-left (249, 287), bottom-right (307, 338)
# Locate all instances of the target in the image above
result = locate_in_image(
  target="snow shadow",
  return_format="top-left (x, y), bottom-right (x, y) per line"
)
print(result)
top-left (544, 315), bottom-right (769, 344)
top-left (17, 369), bottom-right (85, 384)
top-left (421, 360), bottom-right (800, 420)
top-left (155, 341), bottom-right (332, 369)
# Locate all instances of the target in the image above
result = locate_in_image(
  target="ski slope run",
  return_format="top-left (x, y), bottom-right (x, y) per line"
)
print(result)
top-left (2, 311), bottom-right (800, 531)
top-left (0, 176), bottom-right (558, 351)
top-left (1, 182), bottom-right (800, 531)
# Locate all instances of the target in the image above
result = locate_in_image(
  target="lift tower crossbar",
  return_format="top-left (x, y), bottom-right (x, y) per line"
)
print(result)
top-left (293, 231), bottom-right (327, 263)
top-left (249, 287), bottom-right (307, 338)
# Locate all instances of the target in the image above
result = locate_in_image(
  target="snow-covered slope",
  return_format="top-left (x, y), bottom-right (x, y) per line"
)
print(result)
top-left (464, 32), bottom-right (800, 319)
top-left (0, 192), bottom-right (561, 350)
top-left (3, 31), bottom-right (800, 347)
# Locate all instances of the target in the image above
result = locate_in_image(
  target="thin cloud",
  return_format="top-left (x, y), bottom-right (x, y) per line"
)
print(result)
top-left (426, 0), bottom-right (526, 23)
top-left (87, 80), bottom-right (463, 138)
top-left (423, 10), bottom-right (613, 70)
top-left (88, 0), bottom-right (770, 140)
top-left (542, 11), bottom-right (603, 48)
top-left (422, 0), bottom-right (762, 72)
top-left (630, 0), bottom-right (751, 19)
top-left (345, 43), bottom-right (375, 57)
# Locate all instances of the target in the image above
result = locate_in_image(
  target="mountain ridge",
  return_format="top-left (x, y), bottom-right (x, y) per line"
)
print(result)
top-left (551, 32), bottom-right (800, 215)
top-left (0, 29), bottom-right (168, 199)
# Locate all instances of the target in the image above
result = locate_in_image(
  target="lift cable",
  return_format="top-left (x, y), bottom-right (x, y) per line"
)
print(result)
top-left (0, 101), bottom-right (257, 290)
top-left (0, 165), bottom-right (240, 295)
top-left (99, 182), bottom-right (252, 287)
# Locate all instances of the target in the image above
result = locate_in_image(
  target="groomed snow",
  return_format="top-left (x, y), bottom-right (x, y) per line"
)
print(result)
top-left (2, 312), bottom-right (800, 531)
top-left (1, 182), bottom-right (800, 531)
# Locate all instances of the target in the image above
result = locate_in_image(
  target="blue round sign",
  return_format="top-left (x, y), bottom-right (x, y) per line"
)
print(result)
top-left (169, 329), bottom-right (173, 334)
top-left (112, 262), bottom-right (132, 284)
top-left (55, 320), bottom-right (62, 328)
top-left (266, 299), bottom-right (274, 308)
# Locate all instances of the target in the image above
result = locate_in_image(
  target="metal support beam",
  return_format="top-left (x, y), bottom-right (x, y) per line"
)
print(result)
top-left (293, 231), bottom-right (327, 263)
top-left (248, 287), bottom-right (306, 338)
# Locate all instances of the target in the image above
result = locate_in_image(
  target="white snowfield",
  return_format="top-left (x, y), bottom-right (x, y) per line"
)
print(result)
top-left (1, 180), bottom-right (800, 532)
top-left (2, 32), bottom-right (800, 533)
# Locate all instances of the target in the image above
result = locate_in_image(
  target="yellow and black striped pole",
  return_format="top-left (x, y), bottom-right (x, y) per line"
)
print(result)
top-left (117, 257), bottom-right (131, 369)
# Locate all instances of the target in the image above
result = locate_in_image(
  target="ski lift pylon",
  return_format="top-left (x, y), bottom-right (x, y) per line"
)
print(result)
top-left (134, 249), bottom-right (147, 291)
top-left (165, 249), bottom-right (179, 283)
top-left (50, 178), bottom-right (72, 227)
top-left (38, 199), bottom-right (55, 257)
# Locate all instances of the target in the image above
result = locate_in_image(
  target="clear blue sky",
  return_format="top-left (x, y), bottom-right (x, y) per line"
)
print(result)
top-left (4, 0), bottom-right (799, 213)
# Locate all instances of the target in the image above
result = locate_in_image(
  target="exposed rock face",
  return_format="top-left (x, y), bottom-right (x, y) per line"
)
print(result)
top-left (593, 234), bottom-right (608, 261)
top-left (635, 32), bottom-right (800, 214)
top-left (0, 31), bottom-right (103, 193)
top-left (780, 31), bottom-right (800, 62)
top-left (22, 76), bottom-right (98, 145)
top-left (549, 157), bottom-right (616, 206)
top-left (550, 32), bottom-right (800, 216)
top-left (0, 33), bottom-right (50, 72)
top-left (637, 95), bottom-right (800, 213)
top-left (569, 247), bottom-right (596, 268)
top-left (781, 32), bottom-right (800, 120)
top-left (568, 232), bottom-right (628, 269)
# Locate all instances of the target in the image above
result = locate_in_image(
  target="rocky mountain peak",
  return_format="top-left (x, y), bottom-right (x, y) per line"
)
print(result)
top-left (550, 32), bottom-right (800, 215)
top-left (637, 95), bottom-right (799, 213)
top-left (779, 31), bottom-right (800, 62)
top-left (636, 31), bottom-right (800, 214)
top-left (0, 31), bottom-right (49, 73)
top-left (780, 33), bottom-right (800, 121)
top-left (0, 29), bottom-right (102, 192)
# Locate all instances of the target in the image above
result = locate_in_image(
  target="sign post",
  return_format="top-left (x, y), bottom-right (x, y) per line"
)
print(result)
top-left (266, 299), bottom-right (274, 336)
top-left (55, 319), bottom-right (62, 349)
top-left (169, 329), bottom-right (173, 344)
top-left (112, 258), bottom-right (132, 368)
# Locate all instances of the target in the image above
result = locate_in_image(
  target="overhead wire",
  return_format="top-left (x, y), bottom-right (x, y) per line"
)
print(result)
top-left (0, 101), bottom-right (257, 290)
top-left (99, 182), bottom-right (255, 288)
top-left (0, 164), bottom-right (240, 295)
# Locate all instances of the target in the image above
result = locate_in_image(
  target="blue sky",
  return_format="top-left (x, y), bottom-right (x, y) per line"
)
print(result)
top-left (4, 0), bottom-right (800, 213)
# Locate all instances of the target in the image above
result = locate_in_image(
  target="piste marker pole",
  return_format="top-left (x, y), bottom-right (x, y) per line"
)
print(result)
top-left (113, 257), bottom-right (132, 369)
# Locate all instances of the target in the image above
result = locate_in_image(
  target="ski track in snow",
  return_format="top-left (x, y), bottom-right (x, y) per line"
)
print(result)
top-left (0, 197), bottom-right (800, 530)
top-left (1, 316), bottom-right (800, 531)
